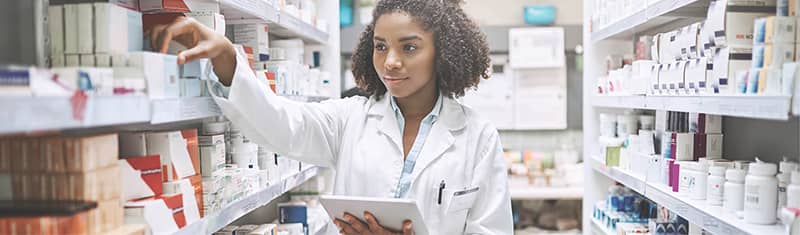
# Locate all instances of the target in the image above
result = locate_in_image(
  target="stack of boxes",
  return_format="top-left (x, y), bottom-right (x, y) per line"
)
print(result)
top-left (118, 129), bottom-right (203, 233)
top-left (0, 134), bottom-right (124, 234)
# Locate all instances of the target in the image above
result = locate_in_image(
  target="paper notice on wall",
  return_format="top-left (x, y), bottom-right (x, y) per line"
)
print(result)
top-left (462, 72), bottom-right (514, 130)
top-left (513, 68), bottom-right (567, 130)
top-left (509, 27), bottom-right (565, 69)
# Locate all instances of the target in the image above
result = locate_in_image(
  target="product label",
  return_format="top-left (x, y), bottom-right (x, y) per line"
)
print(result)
top-left (746, 184), bottom-right (760, 206)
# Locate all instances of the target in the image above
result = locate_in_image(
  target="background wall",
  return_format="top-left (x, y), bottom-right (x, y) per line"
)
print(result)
top-left (462, 0), bottom-right (583, 26)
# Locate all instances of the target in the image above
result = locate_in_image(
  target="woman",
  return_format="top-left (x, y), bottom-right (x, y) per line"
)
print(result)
top-left (151, 0), bottom-right (512, 234)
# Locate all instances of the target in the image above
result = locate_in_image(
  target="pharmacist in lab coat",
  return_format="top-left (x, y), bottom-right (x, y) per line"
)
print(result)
top-left (150, 0), bottom-right (512, 234)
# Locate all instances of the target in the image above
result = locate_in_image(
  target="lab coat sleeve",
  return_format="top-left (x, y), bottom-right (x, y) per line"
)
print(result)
top-left (207, 50), bottom-right (361, 168)
top-left (464, 128), bottom-right (514, 234)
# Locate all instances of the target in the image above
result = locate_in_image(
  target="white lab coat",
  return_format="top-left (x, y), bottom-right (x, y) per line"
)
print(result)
top-left (209, 52), bottom-right (513, 234)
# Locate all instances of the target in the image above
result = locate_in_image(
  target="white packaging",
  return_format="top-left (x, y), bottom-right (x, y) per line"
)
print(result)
top-left (778, 160), bottom-right (798, 212)
top-left (707, 4), bottom-right (773, 47)
top-left (747, 68), bottom-right (761, 94)
top-left (708, 166), bottom-right (727, 206)
top-left (48, 6), bottom-right (64, 55)
top-left (185, 11), bottom-right (226, 36)
top-left (688, 23), bottom-right (703, 59)
top-left (94, 3), bottom-right (143, 54)
top-left (631, 60), bottom-right (655, 95)
top-left (765, 43), bottom-right (796, 67)
top-left (127, 52), bottom-right (180, 99)
top-left (725, 169), bottom-right (747, 213)
top-left (763, 66), bottom-right (784, 95)
top-left (712, 47), bottom-right (753, 94)
top-left (651, 34), bottom-right (661, 62)
top-left (685, 58), bottom-right (708, 94)
top-left (146, 131), bottom-right (197, 180)
top-left (232, 142), bottom-right (258, 169)
top-left (233, 24), bottom-right (270, 62)
top-left (616, 114), bottom-right (638, 137)
top-left (112, 53), bottom-right (128, 67)
top-left (782, 62), bottom-right (798, 96)
top-left (51, 55), bottom-right (65, 67)
top-left (80, 54), bottom-right (95, 67)
top-left (276, 223), bottom-right (304, 235)
top-left (77, 3), bottom-right (94, 54)
top-left (651, 64), bottom-right (663, 94)
top-left (675, 133), bottom-right (695, 161)
top-left (788, 171), bottom-right (800, 208)
top-left (95, 54), bottom-right (111, 67)
top-left (706, 134), bottom-right (724, 158)
top-left (766, 16), bottom-right (797, 44)
top-left (693, 160), bottom-right (710, 200)
top-left (689, 113), bottom-right (722, 134)
top-left (744, 161), bottom-right (779, 224)
top-left (599, 113), bottom-right (617, 138)
top-left (63, 4), bottom-right (79, 54)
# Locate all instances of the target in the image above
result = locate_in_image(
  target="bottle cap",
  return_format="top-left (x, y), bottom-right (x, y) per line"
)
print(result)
top-left (748, 161), bottom-right (777, 176)
top-left (792, 171), bottom-right (800, 184)
top-left (779, 158), bottom-right (798, 173)
top-left (709, 166), bottom-right (726, 176)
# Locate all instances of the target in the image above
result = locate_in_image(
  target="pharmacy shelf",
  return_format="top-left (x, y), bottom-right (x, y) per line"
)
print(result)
top-left (591, 218), bottom-right (614, 235)
top-left (175, 166), bottom-right (321, 235)
top-left (590, 156), bottom-right (647, 195)
top-left (644, 183), bottom-right (784, 235)
top-left (284, 95), bottom-right (330, 103)
top-left (508, 177), bottom-right (583, 200)
top-left (592, 95), bottom-right (792, 120)
top-left (590, 154), bottom-right (785, 235)
top-left (151, 97), bottom-right (222, 124)
top-left (590, 0), bottom-right (708, 42)
top-left (0, 96), bottom-right (151, 135)
top-left (218, 0), bottom-right (328, 44)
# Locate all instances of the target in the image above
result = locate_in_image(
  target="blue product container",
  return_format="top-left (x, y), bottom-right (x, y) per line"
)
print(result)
top-left (524, 5), bottom-right (556, 26)
top-left (279, 202), bottom-right (308, 226)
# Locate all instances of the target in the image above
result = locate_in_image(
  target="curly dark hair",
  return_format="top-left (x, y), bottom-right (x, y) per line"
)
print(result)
top-left (351, 0), bottom-right (491, 99)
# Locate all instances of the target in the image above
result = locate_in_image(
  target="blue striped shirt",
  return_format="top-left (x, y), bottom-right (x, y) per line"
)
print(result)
top-left (390, 94), bottom-right (443, 198)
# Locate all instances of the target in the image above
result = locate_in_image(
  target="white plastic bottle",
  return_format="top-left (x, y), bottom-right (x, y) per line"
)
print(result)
top-left (777, 159), bottom-right (798, 213)
top-left (691, 159), bottom-right (710, 200)
top-left (744, 161), bottom-right (778, 225)
top-left (724, 169), bottom-right (746, 213)
top-left (707, 166), bottom-right (727, 206)
top-left (788, 171), bottom-right (800, 208)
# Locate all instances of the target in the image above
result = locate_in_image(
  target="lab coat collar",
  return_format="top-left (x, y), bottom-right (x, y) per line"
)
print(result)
top-left (367, 94), bottom-right (466, 131)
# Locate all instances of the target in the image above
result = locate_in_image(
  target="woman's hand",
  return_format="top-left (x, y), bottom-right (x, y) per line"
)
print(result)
top-left (148, 16), bottom-right (237, 85)
top-left (334, 212), bottom-right (414, 235)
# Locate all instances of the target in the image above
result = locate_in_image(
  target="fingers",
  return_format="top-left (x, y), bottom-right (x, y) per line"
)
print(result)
top-left (159, 17), bottom-right (195, 54)
top-left (402, 220), bottom-right (414, 235)
top-left (149, 24), bottom-right (168, 51)
top-left (344, 213), bottom-right (369, 234)
top-left (177, 42), bottom-right (210, 64)
top-left (334, 218), bottom-right (358, 235)
top-left (364, 211), bottom-right (382, 232)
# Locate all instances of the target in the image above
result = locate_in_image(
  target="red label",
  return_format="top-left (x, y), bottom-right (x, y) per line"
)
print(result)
top-left (70, 91), bottom-right (88, 122)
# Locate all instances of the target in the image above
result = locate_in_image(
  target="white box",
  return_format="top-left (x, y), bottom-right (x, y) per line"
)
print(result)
top-left (689, 113), bottom-right (723, 134)
top-left (180, 78), bottom-right (202, 97)
top-left (65, 54), bottom-right (80, 67)
top-left (77, 3), bottom-right (94, 54)
top-left (766, 16), bottom-right (796, 43)
top-left (94, 3), bottom-right (143, 54)
top-left (765, 43), bottom-right (796, 67)
top-left (651, 34), bottom-right (661, 62)
top-left (233, 24), bottom-right (270, 62)
top-left (146, 131), bottom-right (196, 181)
top-left (707, 134), bottom-right (724, 158)
top-left (111, 53), bottom-right (127, 67)
top-left (687, 23), bottom-right (702, 59)
top-left (80, 54), bottom-right (95, 67)
top-left (96, 54), bottom-right (111, 67)
top-left (659, 32), bottom-right (677, 63)
top-left (675, 61), bottom-right (688, 94)
top-left (128, 52), bottom-right (180, 99)
top-left (200, 145), bottom-right (225, 177)
top-left (63, 4), bottom-right (79, 54)
top-left (761, 66), bottom-right (784, 94)
top-left (707, 3), bottom-right (773, 47)
top-left (119, 132), bottom-right (148, 157)
top-left (186, 11), bottom-right (226, 36)
top-left (712, 47), bottom-right (753, 94)
top-left (685, 57), bottom-right (708, 94)
top-left (48, 6), bottom-right (64, 55)
top-left (782, 62), bottom-right (798, 95)
top-left (51, 55), bottom-right (65, 67)
top-left (631, 60), bottom-right (655, 95)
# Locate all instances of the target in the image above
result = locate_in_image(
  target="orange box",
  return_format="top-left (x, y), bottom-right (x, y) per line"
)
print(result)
top-left (189, 174), bottom-right (203, 217)
top-left (63, 134), bottom-right (119, 172)
top-left (160, 193), bottom-right (186, 228)
top-left (181, 129), bottom-right (201, 175)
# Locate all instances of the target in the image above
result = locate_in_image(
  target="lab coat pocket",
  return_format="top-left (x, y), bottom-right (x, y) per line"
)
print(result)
top-left (437, 186), bottom-right (479, 233)
top-left (447, 187), bottom-right (479, 213)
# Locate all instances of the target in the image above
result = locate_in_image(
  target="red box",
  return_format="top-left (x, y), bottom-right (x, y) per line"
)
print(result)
top-left (124, 155), bottom-right (164, 198)
top-left (188, 174), bottom-right (203, 217)
top-left (139, 0), bottom-right (190, 13)
top-left (160, 193), bottom-right (186, 228)
top-left (181, 129), bottom-right (200, 175)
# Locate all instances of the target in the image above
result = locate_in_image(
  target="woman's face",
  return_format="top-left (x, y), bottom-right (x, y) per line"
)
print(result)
top-left (372, 12), bottom-right (437, 99)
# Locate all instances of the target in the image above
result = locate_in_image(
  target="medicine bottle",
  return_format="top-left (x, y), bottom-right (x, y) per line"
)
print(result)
top-left (724, 169), bottom-right (746, 213)
top-left (691, 159), bottom-right (710, 200)
top-left (744, 161), bottom-right (778, 225)
top-left (707, 166), bottom-right (726, 206)
top-left (788, 171), bottom-right (800, 208)
top-left (777, 159), bottom-right (798, 212)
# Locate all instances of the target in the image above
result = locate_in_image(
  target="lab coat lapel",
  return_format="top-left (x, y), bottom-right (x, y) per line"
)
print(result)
top-left (408, 97), bottom-right (465, 184)
top-left (367, 96), bottom-right (404, 154)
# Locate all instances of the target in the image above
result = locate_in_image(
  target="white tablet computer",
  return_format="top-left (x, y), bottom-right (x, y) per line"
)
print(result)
top-left (319, 195), bottom-right (429, 235)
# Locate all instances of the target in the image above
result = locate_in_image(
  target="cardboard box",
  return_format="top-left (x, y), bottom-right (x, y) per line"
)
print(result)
top-left (180, 78), bottom-right (202, 97)
top-left (181, 129), bottom-right (201, 174)
top-left (759, 66), bottom-right (783, 94)
top-left (13, 165), bottom-right (120, 201)
top-left (124, 198), bottom-right (180, 234)
top-left (48, 6), bottom-right (65, 55)
top-left (146, 131), bottom-right (196, 181)
top-left (120, 155), bottom-right (163, 201)
top-left (765, 43), bottom-right (796, 67)
top-left (63, 4), bottom-right (79, 54)
top-left (139, 0), bottom-right (190, 13)
top-left (77, 3), bottom-right (94, 54)
top-left (119, 132), bottom-right (148, 158)
top-left (689, 113), bottom-right (723, 134)
top-left (233, 24), bottom-right (270, 62)
top-left (66, 54), bottom-right (80, 66)
top-left (127, 52), bottom-right (180, 99)
top-left (712, 47), bottom-right (753, 94)
top-left (707, 3), bottom-right (773, 47)
top-left (707, 134), bottom-right (724, 158)
top-left (94, 3), bottom-right (144, 54)
top-left (63, 134), bottom-right (119, 172)
top-left (766, 16), bottom-right (797, 43)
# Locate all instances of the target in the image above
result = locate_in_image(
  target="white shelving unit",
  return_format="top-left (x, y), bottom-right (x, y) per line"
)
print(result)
top-left (508, 177), bottom-right (584, 200)
top-left (175, 166), bottom-right (321, 235)
top-left (593, 95), bottom-right (792, 120)
top-left (0, 95), bottom-right (330, 134)
top-left (584, 0), bottom-right (798, 235)
top-left (219, 0), bottom-right (329, 44)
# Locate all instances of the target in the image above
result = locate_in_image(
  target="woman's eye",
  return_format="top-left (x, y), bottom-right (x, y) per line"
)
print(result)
top-left (404, 45), bottom-right (417, 52)
top-left (375, 44), bottom-right (387, 51)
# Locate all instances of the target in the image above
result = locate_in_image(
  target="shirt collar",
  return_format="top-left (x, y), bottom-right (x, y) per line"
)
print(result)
top-left (390, 93), bottom-right (444, 121)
